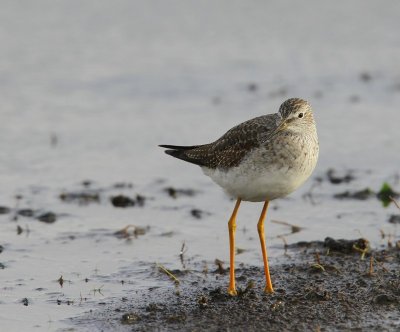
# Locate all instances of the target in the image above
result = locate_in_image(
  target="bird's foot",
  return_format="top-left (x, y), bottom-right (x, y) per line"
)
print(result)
top-left (228, 287), bottom-right (238, 296)
top-left (264, 285), bottom-right (274, 294)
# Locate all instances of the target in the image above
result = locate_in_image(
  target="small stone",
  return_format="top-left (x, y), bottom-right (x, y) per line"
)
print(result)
top-left (191, 209), bottom-right (203, 219)
top-left (388, 215), bottom-right (400, 224)
top-left (247, 83), bottom-right (258, 92)
top-left (374, 294), bottom-right (396, 305)
top-left (121, 313), bottom-right (140, 324)
top-left (0, 206), bottom-right (11, 214)
top-left (326, 169), bottom-right (354, 184)
top-left (37, 212), bottom-right (57, 223)
top-left (111, 195), bottom-right (135, 208)
top-left (360, 72), bottom-right (372, 82)
top-left (18, 209), bottom-right (35, 217)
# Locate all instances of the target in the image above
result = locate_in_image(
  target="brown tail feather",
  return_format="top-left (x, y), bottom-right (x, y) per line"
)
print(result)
top-left (159, 144), bottom-right (206, 166)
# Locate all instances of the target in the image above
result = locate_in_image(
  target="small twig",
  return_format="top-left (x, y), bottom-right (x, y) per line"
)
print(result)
top-left (202, 262), bottom-right (208, 276)
top-left (315, 251), bottom-right (321, 265)
top-left (390, 196), bottom-right (400, 210)
top-left (214, 259), bottom-right (225, 274)
top-left (276, 235), bottom-right (290, 258)
top-left (179, 241), bottom-right (187, 269)
top-left (387, 233), bottom-right (393, 248)
top-left (90, 285), bottom-right (104, 296)
top-left (310, 263), bottom-right (325, 272)
top-left (368, 256), bottom-right (374, 276)
top-left (156, 263), bottom-right (180, 284)
top-left (373, 257), bottom-right (389, 273)
top-left (58, 275), bottom-right (64, 287)
top-left (179, 241), bottom-right (187, 257)
top-left (353, 244), bottom-right (368, 260)
top-left (114, 224), bottom-right (147, 239)
top-left (271, 219), bottom-right (303, 234)
top-left (310, 251), bottom-right (325, 271)
top-left (302, 180), bottom-right (321, 205)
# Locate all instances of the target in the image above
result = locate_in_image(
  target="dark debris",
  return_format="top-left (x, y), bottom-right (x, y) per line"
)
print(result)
top-left (388, 215), bottom-right (400, 224)
top-left (37, 212), bottom-right (57, 224)
top-left (289, 237), bottom-right (369, 255)
top-left (334, 188), bottom-right (374, 200)
top-left (18, 209), bottom-right (35, 217)
top-left (190, 209), bottom-right (210, 219)
top-left (114, 225), bottom-right (149, 239)
top-left (324, 237), bottom-right (369, 254)
top-left (326, 168), bottom-right (355, 184)
top-left (0, 206), bottom-right (11, 214)
top-left (247, 83), bottom-right (258, 92)
top-left (110, 194), bottom-right (147, 208)
top-left (60, 191), bottom-right (100, 205)
top-left (111, 195), bottom-right (136, 208)
top-left (164, 187), bottom-right (197, 199)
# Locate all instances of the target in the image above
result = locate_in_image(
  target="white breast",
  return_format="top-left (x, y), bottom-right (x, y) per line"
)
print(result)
top-left (202, 133), bottom-right (319, 202)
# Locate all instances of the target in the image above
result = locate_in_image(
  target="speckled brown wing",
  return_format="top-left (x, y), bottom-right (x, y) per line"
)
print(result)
top-left (160, 113), bottom-right (280, 169)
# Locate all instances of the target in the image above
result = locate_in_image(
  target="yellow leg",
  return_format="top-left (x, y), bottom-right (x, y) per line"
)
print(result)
top-left (257, 200), bottom-right (274, 293)
top-left (228, 198), bottom-right (241, 296)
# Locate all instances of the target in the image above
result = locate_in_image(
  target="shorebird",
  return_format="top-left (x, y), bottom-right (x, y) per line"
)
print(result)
top-left (160, 98), bottom-right (319, 295)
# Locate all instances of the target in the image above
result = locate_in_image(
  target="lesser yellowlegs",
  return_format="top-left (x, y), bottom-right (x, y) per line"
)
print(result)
top-left (160, 98), bottom-right (319, 295)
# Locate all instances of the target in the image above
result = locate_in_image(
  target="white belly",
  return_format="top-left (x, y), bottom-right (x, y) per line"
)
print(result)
top-left (202, 142), bottom-right (318, 202)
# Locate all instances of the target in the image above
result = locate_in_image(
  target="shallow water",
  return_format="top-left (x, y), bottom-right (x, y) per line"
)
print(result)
top-left (1, 1), bottom-right (400, 331)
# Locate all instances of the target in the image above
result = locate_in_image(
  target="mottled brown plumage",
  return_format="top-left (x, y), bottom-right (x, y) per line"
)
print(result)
top-left (160, 98), bottom-right (311, 169)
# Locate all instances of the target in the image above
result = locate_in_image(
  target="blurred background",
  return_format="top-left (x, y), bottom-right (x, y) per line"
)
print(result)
top-left (1, 0), bottom-right (399, 187)
top-left (0, 1), bottom-right (399, 330)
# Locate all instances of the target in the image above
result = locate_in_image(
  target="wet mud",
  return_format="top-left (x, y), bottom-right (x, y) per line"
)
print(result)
top-left (73, 239), bottom-right (400, 331)
top-left (333, 182), bottom-right (399, 207)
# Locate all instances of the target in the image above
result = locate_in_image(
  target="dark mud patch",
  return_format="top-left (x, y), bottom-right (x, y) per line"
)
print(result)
top-left (37, 211), bottom-right (57, 223)
top-left (17, 208), bottom-right (36, 217)
top-left (59, 181), bottom-right (149, 209)
top-left (334, 188), bottom-right (374, 200)
top-left (164, 187), bottom-right (198, 199)
top-left (190, 208), bottom-right (211, 219)
top-left (59, 191), bottom-right (101, 205)
top-left (291, 237), bottom-right (369, 254)
top-left (71, 240), bottom-right (400, 331)
top-left (333, 182), bottom-right (399, 207)
top-left (0, 206), bottom-right (11, 214)
top-left (111, 194), bottom-right (147, 208)
top-left (388, 215), bottom-right (400, 224)
top-left (12, 208), bottom-right (59, 223)
top-left (326, 168), bottom-right (355, 184)
top-left (0, 244), bottom-right (5, 269)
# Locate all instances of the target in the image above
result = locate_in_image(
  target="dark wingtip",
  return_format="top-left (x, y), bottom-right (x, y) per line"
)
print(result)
top-left (159, 144), bottom-right (199, 150)
top-left (164, 149), bottom-right (177, 156)
top-left (159, 145), bottom-right (205, 167)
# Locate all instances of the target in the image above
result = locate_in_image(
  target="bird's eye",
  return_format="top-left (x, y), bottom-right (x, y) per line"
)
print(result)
top-left (298, 113), bottom-right (304, 118)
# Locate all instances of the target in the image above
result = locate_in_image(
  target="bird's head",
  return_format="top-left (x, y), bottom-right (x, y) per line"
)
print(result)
top-left (277, 98), bottom-right (315, 131)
